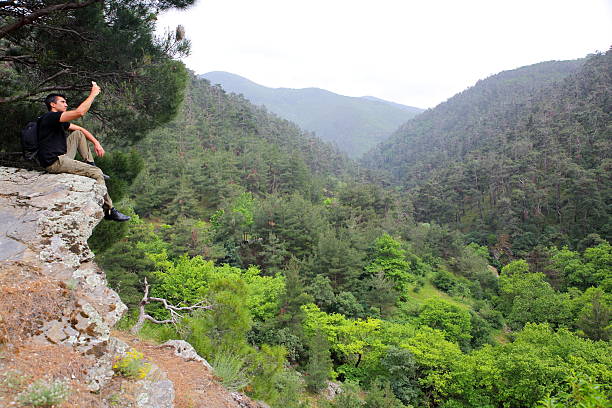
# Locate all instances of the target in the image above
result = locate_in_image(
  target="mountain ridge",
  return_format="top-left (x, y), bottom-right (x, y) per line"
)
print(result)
top-left (200, 71), bottom-right (424, 157)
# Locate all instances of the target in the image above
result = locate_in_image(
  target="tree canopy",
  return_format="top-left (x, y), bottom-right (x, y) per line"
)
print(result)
top-left (0, 0), bottom-right (193, 151)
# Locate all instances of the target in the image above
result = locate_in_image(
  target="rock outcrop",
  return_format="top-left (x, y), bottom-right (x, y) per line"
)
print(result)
top-left (0, 166), bottom-right (266, 408)
top-left (0, 166), bottom-right (171, 407)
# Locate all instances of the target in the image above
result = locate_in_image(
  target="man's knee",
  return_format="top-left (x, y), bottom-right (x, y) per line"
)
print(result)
top-left (88, 166), bottom-right (106, 184)
top-left (68, 130), bottom-right (86, 141)
top-left (79, 166), bottom-right (105, 185)
top-left (47, 156), bottom-right (105, 184)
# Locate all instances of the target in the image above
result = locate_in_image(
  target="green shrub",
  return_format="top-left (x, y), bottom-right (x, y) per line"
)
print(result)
top-left (245, 344), bottom-right (287, 402)
top-left (271, 369), bottom-right (307, 408)
top-left (432, 269), bottom-right (456, 292)
top-left (305, 331), bottom-right (332, 393)
top-left (16, 378), bottom-right (71, 407)
top-left (211, 350), bottom-right (249, 391)
top-left (538, 373), bottom-right (610, 408)
top-left (364, 380), bottom-right (405, 408)
top-left (380, 346), bottom-right (421, 405)
top-left (325, 381), bottom-right (364, 408)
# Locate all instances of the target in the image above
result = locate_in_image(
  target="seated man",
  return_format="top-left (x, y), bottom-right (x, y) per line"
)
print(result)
top-left (38, 82), bottom-right (130, 222)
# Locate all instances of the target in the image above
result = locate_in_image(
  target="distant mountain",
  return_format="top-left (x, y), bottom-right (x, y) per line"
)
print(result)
top-left (200, 71), bottom-right (424, 157)
top-left (362, 53), bottom-right (611, 250)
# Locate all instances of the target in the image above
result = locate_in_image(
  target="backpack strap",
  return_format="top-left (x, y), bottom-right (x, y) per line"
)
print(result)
top-left (35, 115), bottom-right (45, 142)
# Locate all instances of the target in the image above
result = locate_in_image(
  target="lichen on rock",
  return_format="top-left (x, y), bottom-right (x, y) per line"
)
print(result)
top-left (0, 166), bottom-right (168, 405)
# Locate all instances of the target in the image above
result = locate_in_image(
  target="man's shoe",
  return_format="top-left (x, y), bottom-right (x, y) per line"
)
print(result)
top-left (104, 207), bottom-right (131, 222)
top-left (86, 161), bottom-right (110, 180)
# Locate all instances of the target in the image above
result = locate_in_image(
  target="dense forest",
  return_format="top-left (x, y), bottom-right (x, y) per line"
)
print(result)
top-left (96, 55), bottom-right (610, 407)
top-left (362, 52), bottom-right (611, 256)
top-left (1, 3), bottom-right (610, 406)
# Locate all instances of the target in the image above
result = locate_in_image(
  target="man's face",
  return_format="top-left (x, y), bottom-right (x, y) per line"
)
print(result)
top-left (50, 97), bottom-right (68, 112)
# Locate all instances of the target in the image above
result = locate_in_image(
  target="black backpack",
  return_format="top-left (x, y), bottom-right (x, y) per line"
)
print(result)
top-left (21, 116), bottom-right (42, 163)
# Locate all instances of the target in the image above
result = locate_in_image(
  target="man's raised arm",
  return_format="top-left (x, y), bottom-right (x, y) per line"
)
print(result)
top-left (59, 81), bottom-right (100, 122)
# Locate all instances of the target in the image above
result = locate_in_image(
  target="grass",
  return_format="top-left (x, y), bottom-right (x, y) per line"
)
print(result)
top-left (1, 370), bottom-right (30, 391)
top-left (211, 351), bottom-right (249, 391)
top-left (405, 276), bottom-right (472, 310)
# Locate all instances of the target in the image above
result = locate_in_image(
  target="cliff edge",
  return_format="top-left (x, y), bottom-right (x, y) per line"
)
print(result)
top-left (0, 166), bottom-right (172, 407)
top-left (0, 166), bottom-right (265, 408)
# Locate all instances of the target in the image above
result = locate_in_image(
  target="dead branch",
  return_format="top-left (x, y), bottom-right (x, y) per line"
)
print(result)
top-left (0, 0), bottom-right (102, 39)
top-left (130, 277), bottom-right (212, 335)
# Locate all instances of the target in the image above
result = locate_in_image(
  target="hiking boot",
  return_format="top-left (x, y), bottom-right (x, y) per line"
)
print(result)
top-left (86, 161), bottom-right (110, 180)
top-left (104, 207), bottom-right (131, 222)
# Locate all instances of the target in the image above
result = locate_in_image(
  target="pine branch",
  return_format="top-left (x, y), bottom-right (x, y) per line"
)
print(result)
top-left (36, 68), bottom-right (70, 88)
top-left (30, 23), bottom-right (93, 42)
top-left (0, 85), bottom-right (89, 103)
top-left (0, 0), bottom-right (102, 39)
top-left (0, 54), bottom-right (35, 62)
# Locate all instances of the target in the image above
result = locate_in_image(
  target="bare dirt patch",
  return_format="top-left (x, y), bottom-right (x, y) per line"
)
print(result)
top-left (0, 261), bottom-right (74, 346)
top-left (0, 342), bottom-right (104, 407)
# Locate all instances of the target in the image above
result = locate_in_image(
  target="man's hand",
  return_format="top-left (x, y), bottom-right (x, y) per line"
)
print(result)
top-left (59, 82), bottom-right (101, 122)
top-left (94, 142), bottom-right (105, 157)
top-left (91, 81), bottom-right (101, 97)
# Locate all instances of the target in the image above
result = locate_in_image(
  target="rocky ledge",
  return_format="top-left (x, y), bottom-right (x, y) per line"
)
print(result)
top-left (0, 166), bottom-right (171, 407)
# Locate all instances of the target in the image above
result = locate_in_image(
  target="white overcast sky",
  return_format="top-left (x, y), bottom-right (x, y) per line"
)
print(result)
top-left (157, 0), bottom-right (612, 109)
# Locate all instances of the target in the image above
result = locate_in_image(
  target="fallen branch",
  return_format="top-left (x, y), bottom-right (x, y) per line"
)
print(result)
top-left (130, 277), bottom-right (212, 335)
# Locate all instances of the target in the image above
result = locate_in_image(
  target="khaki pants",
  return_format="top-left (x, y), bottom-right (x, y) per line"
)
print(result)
top-left (45, 130), bottom-right (113, 210)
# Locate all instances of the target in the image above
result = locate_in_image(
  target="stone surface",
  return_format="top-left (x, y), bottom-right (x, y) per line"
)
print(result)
top-left (85, 337), bottom-right (130, 392)
top-left (0, 167), bottom-right (144, 401)
top-left (324, 381), bottom-right (343, 400)
top-left (134, 365), bottom-right (175, 408)
top-left (0, 167), bottom-right (105, 268)
top-left (160, 339), bottom-right (213, 370)
top-left (231, 392), bottom-right (264, 408)
top-left (0, 166), bottom-right (225, 407)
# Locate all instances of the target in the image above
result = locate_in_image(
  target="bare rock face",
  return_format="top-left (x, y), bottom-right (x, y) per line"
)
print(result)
top-left (0, 167), bottom-right (173, 404)
top-left (134, 363), bottom-right (175, 408)
top-left (0, 166), bottom-right (104, 266)
top-left (324, 381), bottom-right (343, 400)
top-left (0, 167), bottom-right (125, 350)
top-left (160, 340), bottom-right (213, 370)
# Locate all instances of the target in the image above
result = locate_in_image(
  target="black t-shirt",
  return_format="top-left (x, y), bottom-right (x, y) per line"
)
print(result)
top-left (37, 112), bottom-right (70, 167)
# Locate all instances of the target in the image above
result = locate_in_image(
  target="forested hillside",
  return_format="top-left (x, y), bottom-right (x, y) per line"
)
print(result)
top-left (95, 59), bottom-right (611, 408)
top-left (362, 51), bottom-right (611, 254)
top-left (130, 74), bottom-right (356, 221)
top-left (201, 71), bottom-right (423, 157)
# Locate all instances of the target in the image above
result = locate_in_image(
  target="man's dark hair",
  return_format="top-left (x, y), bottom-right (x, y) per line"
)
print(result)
top-left (44, 93), bottom-right (66, 111)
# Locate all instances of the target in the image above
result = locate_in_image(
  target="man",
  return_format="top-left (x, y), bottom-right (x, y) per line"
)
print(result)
top-left (38, 82), bottom-right (130, 222)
